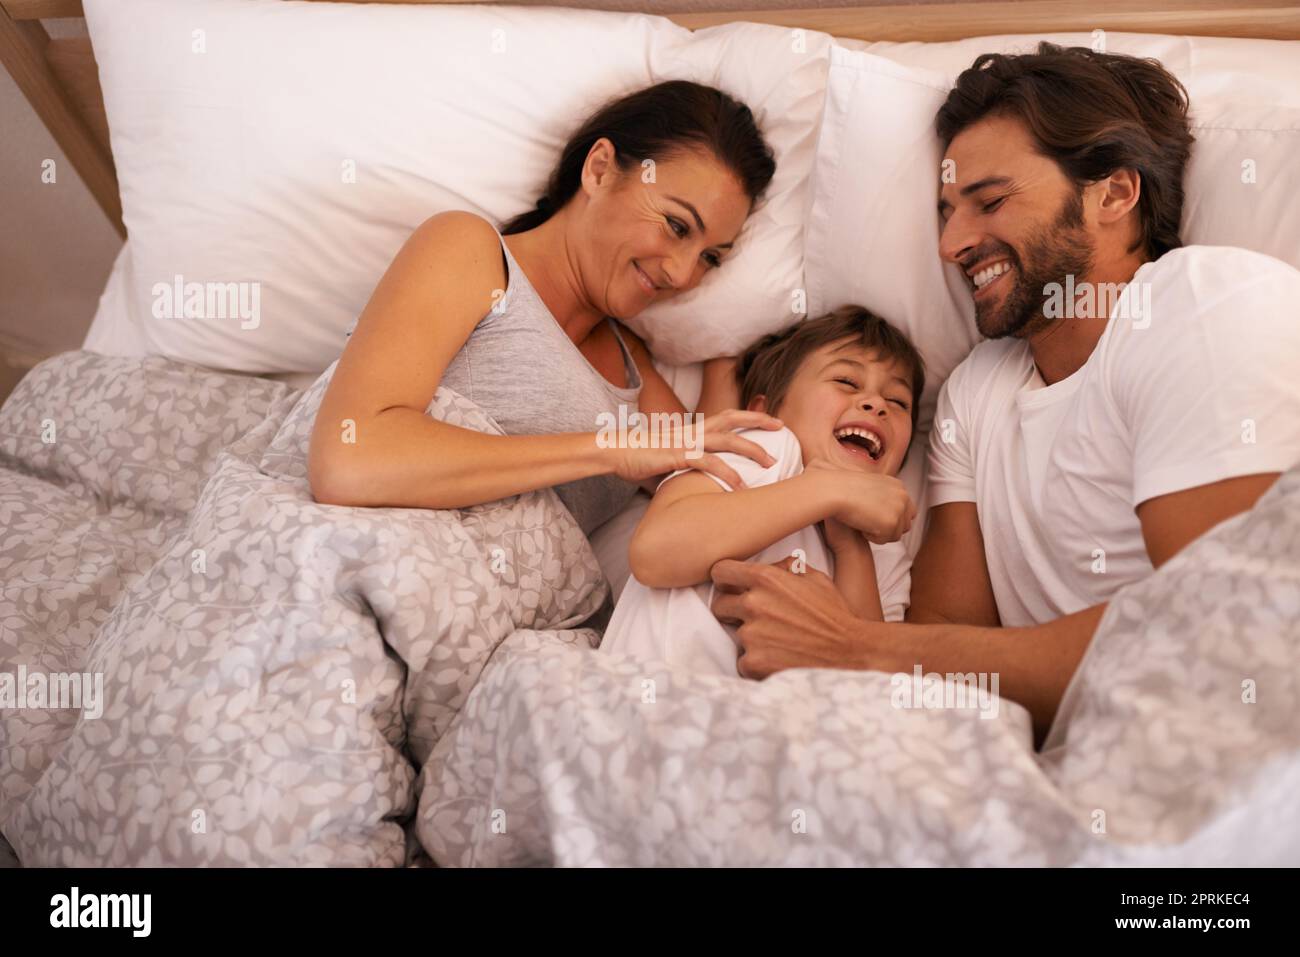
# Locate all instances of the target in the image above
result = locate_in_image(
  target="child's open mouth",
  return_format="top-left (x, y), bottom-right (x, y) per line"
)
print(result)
top-left (834, 425), bottom-right (884, 461)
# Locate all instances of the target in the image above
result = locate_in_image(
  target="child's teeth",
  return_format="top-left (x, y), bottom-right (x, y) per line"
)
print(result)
top-left (834, 427), bottom-right (883, 458)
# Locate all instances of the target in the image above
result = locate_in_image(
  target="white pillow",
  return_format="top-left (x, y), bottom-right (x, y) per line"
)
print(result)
top-left (804, 49), bottom-right (973, 431)
top-left (81, 0), bottom-right (832, 373)
top-left (624, 21), bottom-right (833, 363)
top-left (806, 33), bottom-right (1300, 429)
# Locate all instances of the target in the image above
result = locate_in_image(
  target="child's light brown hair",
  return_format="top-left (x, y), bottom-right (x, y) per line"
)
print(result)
top-left (736, 305), bottom-right (926, 435)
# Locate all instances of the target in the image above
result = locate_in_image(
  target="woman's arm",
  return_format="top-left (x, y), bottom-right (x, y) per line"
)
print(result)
top-left (614, 325), bottom-right (688, 495)
top-left (616, 328), bottom-right (778, 496)
top-left (697, 356), bottom-right (741, 416)
top-left (615, 327), bottom-right (740, 419)
top-left (309, 211), bottom-right (621, 508)
top-left (310, 213), bottom-right (783, 509)
top-left (617, 324), bottom-right (687, 419)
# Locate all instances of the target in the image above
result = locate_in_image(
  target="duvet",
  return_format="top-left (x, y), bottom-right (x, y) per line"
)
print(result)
top-left (2, 351), bottom-right (1296, 866)
top-left (418, 471), bottom-right (1300, 865)
top-left (0, 351), bottom-right (606, 865)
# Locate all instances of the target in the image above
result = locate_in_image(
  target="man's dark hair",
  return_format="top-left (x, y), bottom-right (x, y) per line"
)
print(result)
top-left (737, 305), bottom-right (926, 435)
top-left (935, 43), bottom-right (1194, 260)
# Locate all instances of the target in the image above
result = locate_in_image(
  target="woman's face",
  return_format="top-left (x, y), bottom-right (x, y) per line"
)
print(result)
top-left (578, 138), bottom-right (753, 320)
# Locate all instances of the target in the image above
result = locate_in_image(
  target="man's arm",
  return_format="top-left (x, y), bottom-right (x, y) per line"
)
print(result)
top-left (1137, 472), bottom-right (1280, 568)
top-left (906, 502), bottom-right (1001, 626)
top-left (710, 557), bottom-right (1100, 745)
top-left (711, 471), bottom-right (1281, 745)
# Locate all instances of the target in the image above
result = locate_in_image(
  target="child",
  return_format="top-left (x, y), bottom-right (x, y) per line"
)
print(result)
top-left (600, 305), bottom-right (925, 677)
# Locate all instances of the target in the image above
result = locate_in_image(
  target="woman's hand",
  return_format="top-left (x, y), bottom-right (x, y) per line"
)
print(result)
top-left (609, 408), bottom-right (783, 489)
top-left (803, 457), bottom-right (916, 545)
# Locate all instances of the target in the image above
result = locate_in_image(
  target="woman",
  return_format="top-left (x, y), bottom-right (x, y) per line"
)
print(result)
top-left (308, 81), bottom-right (783, 535)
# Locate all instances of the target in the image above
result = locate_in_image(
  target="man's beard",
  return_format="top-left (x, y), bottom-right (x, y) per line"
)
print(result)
top-left (971, 188), bottom-right (1095, 340)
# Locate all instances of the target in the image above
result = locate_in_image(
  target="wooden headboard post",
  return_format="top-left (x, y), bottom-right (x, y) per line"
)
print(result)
top-left (3, 0), bottom-right (1299, 241)
top-left (1, 0), bottom-right (123, 236)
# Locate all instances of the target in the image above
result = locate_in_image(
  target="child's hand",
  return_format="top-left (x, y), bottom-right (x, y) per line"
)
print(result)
top-left (803, 461), bottom-right (915, 545)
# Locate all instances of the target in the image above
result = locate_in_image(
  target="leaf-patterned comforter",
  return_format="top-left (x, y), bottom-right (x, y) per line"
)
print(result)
top-left (0, 351), bottom-right (606, 865)
top-left (4, 351), bottom-right (1297, 867)
top-left (417, 474), bottom-right (1300, 865)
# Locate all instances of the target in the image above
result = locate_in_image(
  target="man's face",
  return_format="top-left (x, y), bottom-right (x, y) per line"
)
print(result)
top-left (938, 114), bottom-right (1096, 340)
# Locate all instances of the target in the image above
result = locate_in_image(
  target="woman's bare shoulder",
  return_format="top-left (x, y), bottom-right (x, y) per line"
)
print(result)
top-left (413, 210), bottom-right (502, 263)
top-left (394, 210), bottom-right (507, 305)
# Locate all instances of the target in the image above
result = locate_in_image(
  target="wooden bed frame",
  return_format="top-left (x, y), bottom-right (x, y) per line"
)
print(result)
top-left (4, 0), bottom-right (1298, 240)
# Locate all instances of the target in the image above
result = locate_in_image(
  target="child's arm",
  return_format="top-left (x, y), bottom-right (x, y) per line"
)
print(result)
top-left (630, 465), bottom-right (911, 589)
top-left (629, 469), bottom-right (847, 589)
top-left (821, 518), bottom-right (885, 621)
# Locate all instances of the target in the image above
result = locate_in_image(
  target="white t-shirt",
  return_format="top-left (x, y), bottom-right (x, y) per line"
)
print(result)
top-left (600, 426), bottom-right (911, 676)
top-left (927, 245), bottom-right (1300, 627)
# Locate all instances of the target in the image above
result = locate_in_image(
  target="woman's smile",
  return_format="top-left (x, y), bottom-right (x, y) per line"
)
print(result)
top-left (633, 260), bottom-right (659, 296)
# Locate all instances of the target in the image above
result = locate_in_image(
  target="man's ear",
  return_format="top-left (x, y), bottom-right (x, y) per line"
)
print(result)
top-left (747, 395), bottom-right (768, 414)
top-left (1095, 168), bottom-right (1141, 224)
top-left (580, 137), bottom-right (619, 197)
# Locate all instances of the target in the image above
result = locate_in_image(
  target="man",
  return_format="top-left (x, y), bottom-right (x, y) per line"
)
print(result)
top-left (709, 44), bottom-right (1300, 746)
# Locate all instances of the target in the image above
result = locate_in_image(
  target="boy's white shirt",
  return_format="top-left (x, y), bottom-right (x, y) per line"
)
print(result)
top-left (600, 425), bottom-right (912, 677)
top-left (927, 245), bottom-right (1300, 628)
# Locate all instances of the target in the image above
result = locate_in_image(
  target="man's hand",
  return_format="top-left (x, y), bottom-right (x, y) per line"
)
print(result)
top-left (710, 556), bottom-right (885, 678)
top-left (710, 554), bottom-right (1105, 746)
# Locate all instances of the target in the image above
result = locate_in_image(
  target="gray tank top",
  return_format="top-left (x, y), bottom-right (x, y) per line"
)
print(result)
top-left (425, 221), bottom-right (643, 535)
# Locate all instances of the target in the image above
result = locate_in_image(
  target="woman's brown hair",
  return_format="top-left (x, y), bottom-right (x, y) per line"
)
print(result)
top-left (500, 80), bottom-right (776, 235)
top-left (935, 43), bottom-right (1194, 260)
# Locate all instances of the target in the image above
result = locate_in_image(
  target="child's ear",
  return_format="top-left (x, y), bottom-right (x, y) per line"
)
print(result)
top-left (747, 395), bottom-right (768, 414)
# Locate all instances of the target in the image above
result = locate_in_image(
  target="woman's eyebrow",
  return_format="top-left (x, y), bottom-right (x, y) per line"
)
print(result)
top-left (665, 195), bottom-right (734, 249)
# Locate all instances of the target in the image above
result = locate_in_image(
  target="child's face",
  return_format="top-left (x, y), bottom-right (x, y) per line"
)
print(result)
top-left (751, 338), bottom-right (915, 475)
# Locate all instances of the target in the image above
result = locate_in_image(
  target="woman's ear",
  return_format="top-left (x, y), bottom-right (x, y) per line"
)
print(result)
top-left (747, 395), bottom-right (768, 413)
top-left (581, 137), bottom-right (619, 196)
